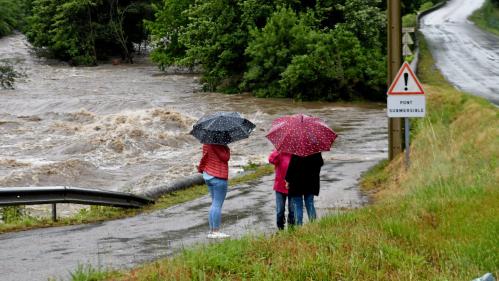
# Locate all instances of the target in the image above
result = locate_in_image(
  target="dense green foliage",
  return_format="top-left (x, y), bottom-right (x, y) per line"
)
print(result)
top-left (0, 0), bottom-right (29, 37)
top-left (145, 0), bottom-right (194, 70)
top-left (24, 0), bottom-right (155, 65)
top-left (148, 0), bottom-right (387, 100)
top-left (401, 0), bottom-right (434, 15)
top-left (470, 0), bottom-right (499, 36)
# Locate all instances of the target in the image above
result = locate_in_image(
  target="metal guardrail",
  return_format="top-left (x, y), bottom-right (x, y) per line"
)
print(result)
top-left (0, 186), bottom-right (154, 208)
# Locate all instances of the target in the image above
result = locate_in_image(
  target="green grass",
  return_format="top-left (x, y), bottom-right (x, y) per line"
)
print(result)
top-left (470, 0), bottom-right (499, 36)
top-left (89, 33), bottom-right (499, 281)
top-left (0, 164), bottom-right (274, 234)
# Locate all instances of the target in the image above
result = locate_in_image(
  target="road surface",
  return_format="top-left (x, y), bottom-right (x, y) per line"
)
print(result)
top-left (420, 0), bottom-right (499, 105)
top-left (0, 156), bottom-right (378, 281)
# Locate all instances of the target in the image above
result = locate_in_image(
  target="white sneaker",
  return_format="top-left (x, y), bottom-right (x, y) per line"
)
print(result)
top-left (207, 232), bottom-right (231, 239)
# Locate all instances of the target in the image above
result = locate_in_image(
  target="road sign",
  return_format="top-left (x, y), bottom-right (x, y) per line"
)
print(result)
top-left (387, 95), bottom-right (425, 117)
top-left (387, 62), bottom-right (426, 118)
top-left (403, 44), bottom-right (413, 56)
top-left (387, 62), bottom-right (424, 95)
top-left (402, 32), bottom-right (414, 45)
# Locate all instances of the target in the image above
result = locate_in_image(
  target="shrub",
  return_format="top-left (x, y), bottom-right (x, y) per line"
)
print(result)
top-left (419, 1), bottom-right (435, 12)
top-left (0, 61), bottom-right (24, 89)
top-left (402, 13), bottom-right (417, 28)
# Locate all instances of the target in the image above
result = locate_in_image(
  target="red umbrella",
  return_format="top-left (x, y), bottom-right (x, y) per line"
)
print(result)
top-left (266, 114), bottom-right (337, 157)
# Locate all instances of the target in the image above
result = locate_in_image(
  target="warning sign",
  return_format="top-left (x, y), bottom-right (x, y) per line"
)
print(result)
top-left (387, 95), bottom-right (425, 117)
top-left (387, 62), bottom-right (426, 118)
top-left (387, 62), bottom-right (424, 95)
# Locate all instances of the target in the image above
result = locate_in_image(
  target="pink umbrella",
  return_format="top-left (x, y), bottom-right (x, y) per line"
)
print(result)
top-left (266, 114), bottom-right (338, 157)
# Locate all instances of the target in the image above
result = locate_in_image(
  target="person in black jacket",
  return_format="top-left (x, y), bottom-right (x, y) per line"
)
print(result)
top-left (285, 153), bottom-right (324, 225)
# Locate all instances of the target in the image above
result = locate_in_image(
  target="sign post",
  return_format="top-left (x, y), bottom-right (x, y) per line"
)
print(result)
top-left (387, 62), bottom-right (426, 168)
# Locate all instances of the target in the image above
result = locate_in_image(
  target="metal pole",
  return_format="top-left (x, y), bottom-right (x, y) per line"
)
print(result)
top-left (388, 0), bottom-right (404, 160)
top-left (405, 117), bottom-right (410, 168)
top-left (52, 203), bottom-right (57, 222)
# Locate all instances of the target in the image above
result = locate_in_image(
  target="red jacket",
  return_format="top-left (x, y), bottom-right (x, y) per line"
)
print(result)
top-left (268, 150), bottom-right (292, 194)
top-left (197, 144), bottom-right (230, 179)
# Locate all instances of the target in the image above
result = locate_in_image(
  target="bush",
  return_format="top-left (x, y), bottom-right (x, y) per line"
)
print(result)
top-left (280, 28), bottom-right (374, 101)
top-left (244, 7), bottom-right (386, 101)
top-left (145, 0), bottom-right (194, 70)
top-left (419, 1), bottom-right (434, 12)
top-left (0, 0), bottom-right (25, 37)
top-left (243, 7), bottom-right (310, 98)
top-left (147, 0), bottom-right (387, 100)
top-left (402, 13), bottom-right (417, 28)
top-left (0, 61), bottom-right (24, 89)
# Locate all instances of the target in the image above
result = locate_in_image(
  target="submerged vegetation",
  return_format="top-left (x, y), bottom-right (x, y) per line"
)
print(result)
top-left (0, 59), bottom-right (24, 89)
top-left (84, 34), bottom-right (498, 281)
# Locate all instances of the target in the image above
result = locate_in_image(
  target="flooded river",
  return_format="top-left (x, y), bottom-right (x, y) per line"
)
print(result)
top-left (0, 33), bottom-right (389, 280)
top-left (0, 33), bottom-right (387, 214)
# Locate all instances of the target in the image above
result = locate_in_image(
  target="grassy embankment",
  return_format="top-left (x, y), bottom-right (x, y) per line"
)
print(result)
top-left (0, 165), bottom-right (274, 234)
top-left (90, 34), bottom-right (499, 280)
top-left (470, 0), bottom-right (499, 36)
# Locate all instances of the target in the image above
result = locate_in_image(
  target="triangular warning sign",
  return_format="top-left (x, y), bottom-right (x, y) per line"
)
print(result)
top-left (387, 62), bottom-right (425, 95)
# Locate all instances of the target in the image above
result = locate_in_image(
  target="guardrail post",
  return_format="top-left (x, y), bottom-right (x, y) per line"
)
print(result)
top-left (52, 204), bottom-right (57, 222)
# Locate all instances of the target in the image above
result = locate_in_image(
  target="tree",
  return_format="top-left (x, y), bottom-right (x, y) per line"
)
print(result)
top-left (243, 7), bottom-right (311, 98)
top-left (146, 0), bottom-right (387, 100)
top-left (0, 0), bottom-right (27, 37)
top-left (24, 0), bottom-right (154, 65)
top-left (145, 0), bottom-right (194, 69)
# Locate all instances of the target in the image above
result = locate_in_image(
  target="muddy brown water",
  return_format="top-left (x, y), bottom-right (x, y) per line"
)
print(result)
top-left (0, 34), bottom-right (388, 280)
top-left (0, 33), bottom-right (387, 212)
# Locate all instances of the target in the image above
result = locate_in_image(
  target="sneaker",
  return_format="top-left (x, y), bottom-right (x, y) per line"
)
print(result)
top-left (207, 232), bottom-right (231, 239)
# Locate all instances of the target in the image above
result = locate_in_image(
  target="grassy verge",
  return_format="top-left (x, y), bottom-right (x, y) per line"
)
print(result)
top-left (91, 34), bottom-right (499, 280)
top-left (470, 0), bottom-right (499, 36)
top-left (0, 164), bottom-right (274, 234)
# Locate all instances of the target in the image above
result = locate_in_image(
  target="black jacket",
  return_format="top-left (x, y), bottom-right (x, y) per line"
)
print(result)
top-left (285, 153), bottom-right (324, 196)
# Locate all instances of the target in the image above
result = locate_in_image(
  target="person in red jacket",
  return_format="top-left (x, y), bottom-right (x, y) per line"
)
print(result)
top-left (268, 150), bottom-right (295, 230)
top-left (197, 144), bottom-right (231, 239)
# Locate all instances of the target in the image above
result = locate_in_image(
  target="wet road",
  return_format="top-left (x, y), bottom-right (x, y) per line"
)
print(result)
top-left (420, 0), bottom-right (499, 105)
top-left (0, 156), bottom-right (378, 281)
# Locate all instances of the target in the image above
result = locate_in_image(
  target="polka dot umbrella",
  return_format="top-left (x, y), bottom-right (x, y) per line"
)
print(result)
top-left (266, 114), bottom-right (337, 156)
top-left (190, 111), bottom-right (256, 145)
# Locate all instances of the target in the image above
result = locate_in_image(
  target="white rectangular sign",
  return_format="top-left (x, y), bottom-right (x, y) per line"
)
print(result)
top-left (387, 95), bottom-right (426, 117)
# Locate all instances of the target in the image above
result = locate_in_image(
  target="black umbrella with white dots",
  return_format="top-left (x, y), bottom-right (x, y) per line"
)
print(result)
top-left (190, 111), bottom-right (256, 145)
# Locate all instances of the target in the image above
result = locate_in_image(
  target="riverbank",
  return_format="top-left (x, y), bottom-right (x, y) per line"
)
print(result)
top-left (94, 35), bottom-right (498, 280)
top-left (470, 0), bottom-right (499, 36)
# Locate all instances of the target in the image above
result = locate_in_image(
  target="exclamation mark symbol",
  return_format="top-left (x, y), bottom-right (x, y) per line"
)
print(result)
top-left (404, 73), bottom-right (409, 91)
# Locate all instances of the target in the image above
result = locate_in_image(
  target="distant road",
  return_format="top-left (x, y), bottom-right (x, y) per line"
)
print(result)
top-left (420, 0), bottom-right (499, 105)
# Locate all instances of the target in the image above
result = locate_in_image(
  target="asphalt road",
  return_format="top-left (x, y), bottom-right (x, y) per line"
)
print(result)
top-left (0, 157), bottom-right (377, 281)
top-left (420, 0), bottom-right (499, 105)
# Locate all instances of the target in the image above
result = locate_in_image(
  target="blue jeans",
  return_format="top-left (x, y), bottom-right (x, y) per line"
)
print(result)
top-left (275, 191), bottom-right (295, 230)
top-left (206, 177), bottom-right (228, 231)
top-left (291, 194), bottom-right (317, 225)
